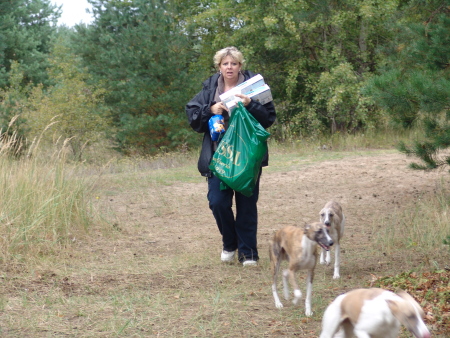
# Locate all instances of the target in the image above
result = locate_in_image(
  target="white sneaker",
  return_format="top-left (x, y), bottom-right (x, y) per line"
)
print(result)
top-left (242, 260), bottom-right (257, 266)
top-left (221, 250), bottom-right (235, 262)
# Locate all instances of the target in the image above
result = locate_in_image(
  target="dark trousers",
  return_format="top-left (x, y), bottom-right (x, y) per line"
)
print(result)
top-left (207, 171), bottom-right (261, 262)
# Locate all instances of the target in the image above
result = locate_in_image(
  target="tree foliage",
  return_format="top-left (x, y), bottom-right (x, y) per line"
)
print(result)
top-left (25, 39), bottom-right (112, 160)
top-left (364, 0), bottom-right (450, 170)
top-left (179, 0), bottom-right (397, 138)
top-left (0, 0), bottom-right (60, 88)
top-left (0, 61), bottom-right (30, 145)
top-left (1, 0), bottom-right (449, 170)
top-left (72, 0), bottom-right (199, 155)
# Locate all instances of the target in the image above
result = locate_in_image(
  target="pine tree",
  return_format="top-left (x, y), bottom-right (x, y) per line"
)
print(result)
top-left (0, 0), bottom-right (60, 88)
top-left (73, 0), bottom-right (197, 155)
top-left (364, 1), bottom-right (450, 170)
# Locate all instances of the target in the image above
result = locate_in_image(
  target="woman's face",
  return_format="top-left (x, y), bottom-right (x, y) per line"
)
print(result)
top-left (219, 55), bottom-right (241, 82)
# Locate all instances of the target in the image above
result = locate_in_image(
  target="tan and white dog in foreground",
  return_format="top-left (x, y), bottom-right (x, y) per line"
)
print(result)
top-left (320, 288), bottom-right (431, 338)
top-left (269, 222), bottom-right (334, 316)
top-left (319, 201), bottom-right (345, 279)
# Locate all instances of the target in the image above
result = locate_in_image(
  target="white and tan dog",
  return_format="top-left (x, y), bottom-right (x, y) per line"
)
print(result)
top-left (319, 201), bottom-right (345, 279)
top-left (269, 222), bottom-right (334, 316)
top-left (320, 288), bottom-right (431, 338)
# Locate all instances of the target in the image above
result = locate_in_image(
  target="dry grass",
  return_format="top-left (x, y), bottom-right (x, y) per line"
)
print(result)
top-left (0, 130), bottom-right (105, 266)
top-left (373, 179), bottom-right (450, 258)
top-left (0, 130), bottom-right (449, 337)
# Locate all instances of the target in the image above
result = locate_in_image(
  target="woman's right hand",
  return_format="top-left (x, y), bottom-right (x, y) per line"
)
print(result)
top-left (211, 102), bottom-right (228, 115)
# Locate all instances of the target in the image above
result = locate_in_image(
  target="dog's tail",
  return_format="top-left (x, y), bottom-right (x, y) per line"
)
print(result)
top-left (268, 239), bottom-right (276, 266)
top-left (319, 294), bottom-right (346, 338)
top-left (268, 237), bottom-right (283, 274)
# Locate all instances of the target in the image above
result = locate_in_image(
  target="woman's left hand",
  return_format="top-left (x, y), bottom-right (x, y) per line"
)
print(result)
top-left (235, 93), bottom-right (251, 106)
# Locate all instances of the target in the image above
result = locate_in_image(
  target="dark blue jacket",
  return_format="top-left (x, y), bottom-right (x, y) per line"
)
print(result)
top-left (186, 70), bottom-right (276, 177)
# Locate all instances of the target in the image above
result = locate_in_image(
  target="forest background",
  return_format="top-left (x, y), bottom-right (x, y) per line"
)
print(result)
top-left (0, 0), bottom-right (449, 167)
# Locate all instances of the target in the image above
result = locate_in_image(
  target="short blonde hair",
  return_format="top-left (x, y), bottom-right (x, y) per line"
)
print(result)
top-left (213, 46), bottom-right (245, 69)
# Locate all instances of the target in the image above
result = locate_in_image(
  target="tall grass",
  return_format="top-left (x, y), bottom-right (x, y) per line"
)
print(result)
top-left (0, 131), bottom-right (99, 265)
top-left (373, 178), bottom-right (450, 263)
top-left (268, 126), bottom-right (423, 153)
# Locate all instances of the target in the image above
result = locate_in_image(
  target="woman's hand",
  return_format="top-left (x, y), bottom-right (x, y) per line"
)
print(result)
top-left (235, 93), bottom-right (251, 106)
top-left (211, 102), bottom-right (228, 115)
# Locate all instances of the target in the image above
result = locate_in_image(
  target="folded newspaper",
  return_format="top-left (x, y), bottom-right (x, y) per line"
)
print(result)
top-left (219, 74), bottom-right (273, 111)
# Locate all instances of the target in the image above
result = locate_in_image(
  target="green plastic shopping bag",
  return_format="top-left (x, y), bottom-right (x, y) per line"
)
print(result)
top-left (209, 101), bottom-right (271, 197)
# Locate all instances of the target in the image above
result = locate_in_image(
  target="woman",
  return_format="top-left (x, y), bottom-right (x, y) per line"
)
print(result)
top-left (185, 46), bottom-right (276, 266)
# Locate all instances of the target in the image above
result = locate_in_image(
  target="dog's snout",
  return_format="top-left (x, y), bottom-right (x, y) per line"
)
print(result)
top-left (329, 240), bottom-right (334, 246)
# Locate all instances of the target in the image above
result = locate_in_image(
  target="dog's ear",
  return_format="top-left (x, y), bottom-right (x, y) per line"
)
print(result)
top-left (396, 290), bottom-right (414, 302)
top-left (386, 298), bottom-right (417, 326)
top-left (396, 290), bottom-right (424, 315)
top-left (386, 299), bottom-right (400, 314)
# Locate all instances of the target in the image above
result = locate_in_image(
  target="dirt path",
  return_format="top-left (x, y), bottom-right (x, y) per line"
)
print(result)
top-left (118, 151), bottom-right (444, 264)
top-left (91, 150), bottom-right (448, 336)
top-left (2, 150), bottom-right (448, 337)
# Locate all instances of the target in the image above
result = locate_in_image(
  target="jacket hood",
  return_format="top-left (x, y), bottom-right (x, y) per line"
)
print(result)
top-left (202, 73), bottom-right (220, 91)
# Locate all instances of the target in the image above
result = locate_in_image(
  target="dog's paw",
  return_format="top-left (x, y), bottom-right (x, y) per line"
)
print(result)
top-left (292, 290), bottom-right (302, 305)
top-left (333, 274), bottom-right (340, 279)
top-left (305, 309), bottom-right (313, 317)
top-left (275, 301), bottom-right (283, 309)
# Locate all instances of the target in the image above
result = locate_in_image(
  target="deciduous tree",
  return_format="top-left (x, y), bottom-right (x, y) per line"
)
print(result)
top-left (26, 39), bottom-right (112, 160)
top-left (181, 0), bottom-right (397, 138)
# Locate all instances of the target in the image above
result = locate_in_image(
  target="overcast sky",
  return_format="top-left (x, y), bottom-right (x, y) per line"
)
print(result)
top-left (52, 0), bottom-right (94, 27)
